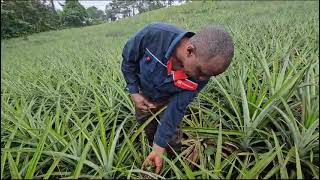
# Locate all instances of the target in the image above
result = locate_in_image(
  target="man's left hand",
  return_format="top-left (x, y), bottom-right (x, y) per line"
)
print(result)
top-left (142, 143), bottom-right (166, 174)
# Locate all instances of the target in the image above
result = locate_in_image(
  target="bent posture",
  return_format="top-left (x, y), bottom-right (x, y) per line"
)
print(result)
top-left (121, 22), bottom-right (234, 174)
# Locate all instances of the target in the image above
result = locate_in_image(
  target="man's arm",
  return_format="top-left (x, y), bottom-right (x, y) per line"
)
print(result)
top-left (153, 80), bottom-right (208, 148)
top-left (122, 26), bottom-right (157, 111)
top-left (142, 80), bottom-right (208, 174)
top-left (121, 27), bottom-right (149, 94)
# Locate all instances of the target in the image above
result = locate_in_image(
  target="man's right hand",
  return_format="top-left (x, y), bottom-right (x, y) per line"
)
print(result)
top-left (142, 143), bottom-right (166, 174)
top-left (131, 93), bottom-right (156, 112)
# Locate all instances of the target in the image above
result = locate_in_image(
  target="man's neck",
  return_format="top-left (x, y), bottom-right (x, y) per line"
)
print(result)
top-left (171, 37), bottom-right (189, 70)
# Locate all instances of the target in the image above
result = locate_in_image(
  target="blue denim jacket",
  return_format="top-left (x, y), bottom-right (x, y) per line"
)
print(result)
top-left (121, 22), bottom-right (208, 148)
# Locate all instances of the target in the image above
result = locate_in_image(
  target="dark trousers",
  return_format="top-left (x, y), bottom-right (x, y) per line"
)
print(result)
top-left (135, 99), bottom-right (182, 157)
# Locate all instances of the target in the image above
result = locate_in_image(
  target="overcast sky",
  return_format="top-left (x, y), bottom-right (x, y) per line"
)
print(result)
top-left (54, 1), bottom-right (111, 11)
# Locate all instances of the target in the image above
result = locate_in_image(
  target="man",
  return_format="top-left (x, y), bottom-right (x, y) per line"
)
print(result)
top-left (121, 22), bottom-right (234, 174)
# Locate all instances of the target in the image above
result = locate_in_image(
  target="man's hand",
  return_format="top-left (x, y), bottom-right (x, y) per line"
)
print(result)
top-left (131, 93), bottom-right (156, 112)
top-left (142, 143), bottom-right (166, 174)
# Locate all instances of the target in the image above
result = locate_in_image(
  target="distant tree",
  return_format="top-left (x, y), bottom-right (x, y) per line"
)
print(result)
top-left (136, 0), bottom-right (165, 14)
top-left (122, 1), bottom-right (134, 17)
top-left (168, 0), bottom-right (174, 6)
top-left (49, 0), bottom-right (55, 12)
top-left (61, 0), bottom-right (88, 27)
top-left (87, 6), bottom-right (106, 24)
top-left (105, 5), bottom-right (113, 21)
top-left (1, 0), bottom-right (60, 38)
top-left (148, 0), bottom-right (165, 11)
top-left (105, 0), bottom-right (140, 21)
top-left (136, 1), bottom-right (148, 14)
top-left (87, 6), bottom-right (100, 19)
top-left (97, 10), bottom-right (107, 20)
top-left (41, 0), bottom-right (55, 12)
top-left (105, 0), bottom-right (121, 21)
top-left (104, 0), bottom-right (175, 22)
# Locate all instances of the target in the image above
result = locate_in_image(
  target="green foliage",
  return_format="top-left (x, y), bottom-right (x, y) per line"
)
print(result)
top-left (1, 0), bottom-right (180, 38)
top-left (134, 1), bottom-right (166, 15)
top-left (1, 1), bottom-right (319, 179)
top-left (1, 0), bottom-right (102, 38)
top-left (147, 0), bottom-right (166, 11)
top-left (61, 0), bottom-right (88, 27)
top-left (87, 6), bottom-right (106, 23)
top-left (105, 0), bottom-right (133, 21)
top-left (1, 0), bottom-right (60, 38)
top-left (105, 0), bottom-right (167, 21)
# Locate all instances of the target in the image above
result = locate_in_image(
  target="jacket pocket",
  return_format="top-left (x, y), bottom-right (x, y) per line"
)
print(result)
top-left (139, 48), bottom-right (166, 84)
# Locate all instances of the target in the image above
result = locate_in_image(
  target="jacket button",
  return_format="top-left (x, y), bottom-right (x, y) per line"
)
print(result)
top-left (146, 56), bottom-right (151, 62)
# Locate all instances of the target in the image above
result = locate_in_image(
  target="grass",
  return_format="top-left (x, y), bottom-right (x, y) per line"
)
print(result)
top-left (1, 1), bottom-right (319, 179)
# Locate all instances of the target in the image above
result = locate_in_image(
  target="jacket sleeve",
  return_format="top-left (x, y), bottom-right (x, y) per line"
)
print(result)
top-left (121, 27), bottom-right (149, 94)
top-left (153, 80), bottom-right (209, 148)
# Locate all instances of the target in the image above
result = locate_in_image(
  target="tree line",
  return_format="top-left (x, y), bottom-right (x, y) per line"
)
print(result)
top-left (1, 0), bottom-right (186, 39)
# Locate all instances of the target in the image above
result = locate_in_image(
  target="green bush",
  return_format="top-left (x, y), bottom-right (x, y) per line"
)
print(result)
top-left (1, 0), bottom-right (60, 39)
top-left (61, 0), bottom-right (88, 27)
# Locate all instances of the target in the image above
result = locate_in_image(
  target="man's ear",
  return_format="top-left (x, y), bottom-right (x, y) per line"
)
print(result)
top-left (186, 44), bottom-right (196, 57)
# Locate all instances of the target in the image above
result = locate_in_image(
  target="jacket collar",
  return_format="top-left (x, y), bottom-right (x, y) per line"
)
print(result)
top-left (164, 31), bottom-right (195, 60)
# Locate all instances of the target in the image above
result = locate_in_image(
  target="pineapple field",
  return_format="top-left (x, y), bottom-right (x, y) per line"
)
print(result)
top-left (1, 1), bottom-right (319, 179)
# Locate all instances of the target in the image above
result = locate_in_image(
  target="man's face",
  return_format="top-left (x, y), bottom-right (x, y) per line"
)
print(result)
top-left (182, 53), bottom-right (229, 81)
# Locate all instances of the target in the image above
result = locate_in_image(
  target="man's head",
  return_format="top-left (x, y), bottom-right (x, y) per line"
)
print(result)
top-left (176, 26), bottom-right (234, 81)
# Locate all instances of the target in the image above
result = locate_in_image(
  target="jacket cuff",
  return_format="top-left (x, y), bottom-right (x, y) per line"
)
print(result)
top-left (125, 84), bottom-right (139, 94)
top-left (153, 135), bottom-right (168, 148)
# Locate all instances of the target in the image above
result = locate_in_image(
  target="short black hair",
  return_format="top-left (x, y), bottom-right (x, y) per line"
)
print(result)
top-left (190, 26), bottom-right (234, 68)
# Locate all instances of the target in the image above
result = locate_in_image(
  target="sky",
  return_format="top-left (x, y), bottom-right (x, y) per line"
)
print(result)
top-left (53, 1), bottom-right (111, 11)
